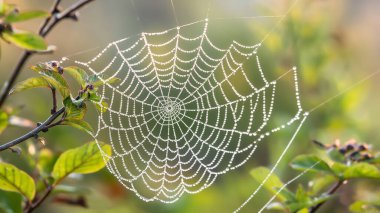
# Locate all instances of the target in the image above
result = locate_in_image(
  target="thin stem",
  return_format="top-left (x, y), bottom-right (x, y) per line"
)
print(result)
top-left (51, 88), bottom-right (57, 114)
top-left (0, 107), bottom-right (65, 151)
top-left (0, 0), bottom-right (95, 108)
top-left (24, 185), bottom-right (54, 213)
top-left (309, 180), bottom-right (344, 213)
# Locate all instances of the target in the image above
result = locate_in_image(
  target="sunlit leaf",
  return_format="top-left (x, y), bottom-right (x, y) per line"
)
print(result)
top-left (290, 155), bottom-right (333, 174)
top-left (349, 200), bottom-right (380, 213)
top-left (64, 66), bottom-right (88, 87)
top-left (39, 71), bottom-right (70, 98)
top-left (63, 97), bottom-right (87, 120)
top-left (327, 148), bottom-right (345, 163)
top-left (52, 141), bottom-right (111, 184)
top-left (0, 3), bottom-right (16, 17)
top-left (309, 175), bottom-right (337, 195)
top-left (343, 163), bottom-right (380, 179)
top-left (4, 10), bottom-right (49, 23)
top-left (9, 77), bottom-right (50, 95)
top-left (0, 110), bottom-right (8, 135)
top-left (0, 162), bottom-right (36, 201)
top-left (88, 74), bottom-right (120, 87)
top-left (286, 194), bottom-right (333, 212)
top-left (61, 119), bottom-right (93, 133)
top-left (250, 167), bottom-right (287, 202)
top-left (2, 30), bottom-right (47, 51)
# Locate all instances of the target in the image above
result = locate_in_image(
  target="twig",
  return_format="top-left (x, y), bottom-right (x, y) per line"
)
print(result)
top-left (0, 107), bottom-right (65, 151)
top-left (24, 185), bottom-right (54, 213)
top-left (0, 0), bottom-right (95, 107)
top-left (309, 180), bottom-right (344, 213)
top-left (51, 88), bottom-right (57, 114)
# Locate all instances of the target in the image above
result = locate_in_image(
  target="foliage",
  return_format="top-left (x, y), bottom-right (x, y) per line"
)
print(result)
top-left (0, 141), bottom-right (110, 212)
top-left (0, 2), bottom-right (48, 51)
top-left (250, 139), bottom-right (380, 212)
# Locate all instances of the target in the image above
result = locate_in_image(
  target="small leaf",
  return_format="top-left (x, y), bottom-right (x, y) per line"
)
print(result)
top-left (327, 148), bottom-right (345, 163)
top-left (39, 71), bottom-right (70, 98)
top-left (63, 97), bottom-right (87, 120)
top-left (0, 110), bottom-right (9, 135)
top-left (52, 141), bottom-right (111, 184)
top-left (250, 167), bottom-right (287, 202)
top-left (350, 200), bottom-right (380, 213)
top-left (309, 175), bottom-right (337, 195)
top-left (0, 162), bottom-right (36, 201)
top-left (62, 119), bottom-right (93, 133)
top-left (2, 30), bottom-right (47, 51)
top-left (343, 163), bottom-right (380, 179)
top-left (4, 10), bottom-right (49, 23)
top-left (10, 77), bottom-right (50, 95)
top-left (64, 66), bottom-right (88, 87)
top-left (290, 155), bottom-right (333, 174)
top-left (88, 74), bottom-right (120, 87)
top-left (330, 163), bottom-right (348, 179)
top-left (0, 3), bottom-right (16, 17)
top-left (93, 77), bottom-right (120, 87)
top-left (94, 100), bottom-right (109, 113)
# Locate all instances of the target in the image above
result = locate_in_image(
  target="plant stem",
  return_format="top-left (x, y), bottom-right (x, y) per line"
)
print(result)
top-left (0, 0), bottom-right (95, 108)
top-left (309, 180), bottom-right (344, 213)
top-left (24, 185), bottom-right (54, 213)
top-left (51, 88), bottom-right (57, 114)
top-left (0, 107), bottom-right (65, 151)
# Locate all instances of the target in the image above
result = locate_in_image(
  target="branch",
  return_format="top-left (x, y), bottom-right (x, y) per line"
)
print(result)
top-left (0, 0), bottom-right (95, 107)
top-left (24, 184), bottom-right (54, 213)
top-left (309, 180), bottom-right (344, 213)
top-left (0, 107), bottom-right (65, 151)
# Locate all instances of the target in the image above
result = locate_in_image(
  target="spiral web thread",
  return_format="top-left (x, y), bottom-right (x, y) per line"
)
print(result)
top-left (63, 19), bottom-right (307, 204)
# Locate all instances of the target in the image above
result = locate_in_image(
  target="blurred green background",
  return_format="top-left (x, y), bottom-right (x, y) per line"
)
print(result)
top-left (1, 0), bottom-right (380, 212)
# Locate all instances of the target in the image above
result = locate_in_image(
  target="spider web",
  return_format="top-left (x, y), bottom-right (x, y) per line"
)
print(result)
top-left (61, 18), bottom-right (308, 205)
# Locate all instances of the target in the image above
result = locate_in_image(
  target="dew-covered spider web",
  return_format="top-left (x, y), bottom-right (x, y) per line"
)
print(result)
top-left (56, 0), bottom-right (318, 209)
top-left (60, 18), bottom-right (308, 206)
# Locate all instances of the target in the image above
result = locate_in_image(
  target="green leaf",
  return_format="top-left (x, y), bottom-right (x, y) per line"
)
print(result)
top-left (0, 3), bottom-right (16, 17)
top-left (327, 148), bottom-right (345, 163)
top-left (250, 167), bottom-right (287, 202)
top-left (0, 162), bottom-right (36, 201)
top-left (309, 175), bottom-right (337, 195)
top-left (0, 191), bottom-right (22, 213)
top-left (343, 163), bottom-right (380, 179)
top-left (39, 71), bottom-right (70, 98)
top-left (0, 110), bottom-right (8, 135)
top-left (350, 200), bottom-right (380, 213)
top-left (9, 77), bottom-right (50, 95)
top-left (290, 155), bottom-right (333, 174)
top-left (286, 194), bottom-right (333, 212)
top-left (64, 66), bottom-right (88, 87)
top-left (61, 119), bottom-right (93, 133)
top-left (330, 163), bottom-right (348, 179)
top-left (4, 10), bottom-right (49, 23)
top-left (94, 100), bottom-right (109, 113)
top-left (63, 97), bottom-right (87, 120)
top-left (87, 74), bottom-right (120, 87)
top-left (2, 30), bottom-right (47, 51)
top-left (52, 141), bottom-right (111, 184)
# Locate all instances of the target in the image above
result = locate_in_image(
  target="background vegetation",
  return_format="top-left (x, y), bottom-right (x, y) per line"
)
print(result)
top-left (0, 0), bottom-right (379, 212)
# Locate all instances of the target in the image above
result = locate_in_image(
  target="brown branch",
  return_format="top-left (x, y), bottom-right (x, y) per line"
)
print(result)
top-left (0, 107), bottom-right (65, 151)
top-left (24, 185), bottom-right (54, 213)
top-left (309, 180), bottom-right (345, 213)
top-left (0, 0), bottom-right (95, 107)
top-left (51, 88), bottom-right (57, 114)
